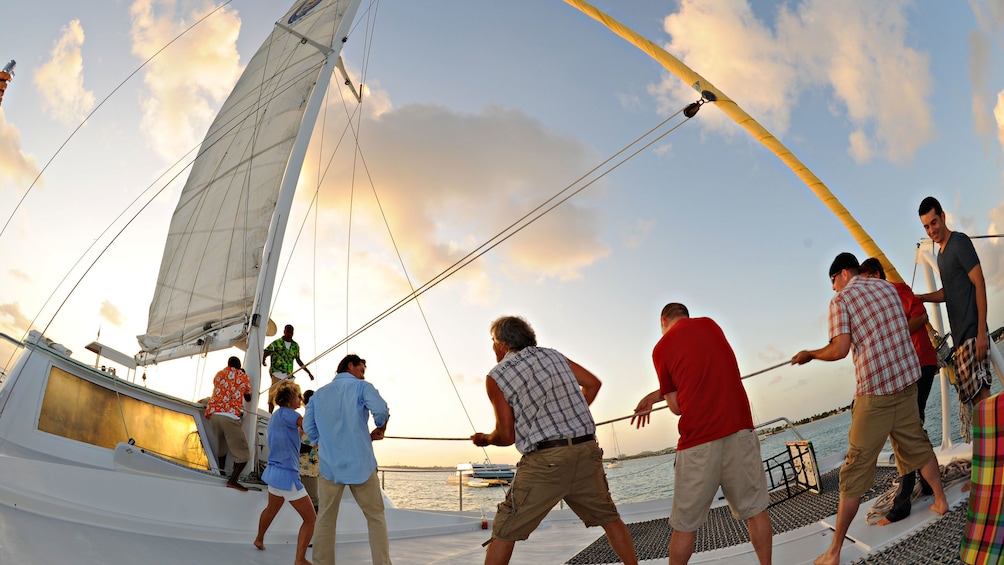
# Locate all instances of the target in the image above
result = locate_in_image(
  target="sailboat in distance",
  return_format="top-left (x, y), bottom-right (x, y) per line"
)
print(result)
top-left (605, 423), bottom-right (624, 468)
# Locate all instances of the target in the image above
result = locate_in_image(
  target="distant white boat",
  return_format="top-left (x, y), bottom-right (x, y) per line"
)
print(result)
top-left (449, 462), bottom-right (516, 485)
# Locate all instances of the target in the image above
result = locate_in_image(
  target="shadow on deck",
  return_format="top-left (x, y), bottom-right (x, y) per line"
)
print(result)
top-left (567, 466), bottom-right (899, 564)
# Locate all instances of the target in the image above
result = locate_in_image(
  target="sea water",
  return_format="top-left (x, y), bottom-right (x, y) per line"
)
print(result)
top-left (380, 372), bottom-right (1001, 512)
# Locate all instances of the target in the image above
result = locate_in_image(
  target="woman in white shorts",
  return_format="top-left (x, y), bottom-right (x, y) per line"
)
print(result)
top-left (254, 380), bottom-right (316, 564)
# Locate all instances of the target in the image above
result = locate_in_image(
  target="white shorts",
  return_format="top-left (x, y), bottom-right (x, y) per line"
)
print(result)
top-left (268, 485), bottom-right (309, 501)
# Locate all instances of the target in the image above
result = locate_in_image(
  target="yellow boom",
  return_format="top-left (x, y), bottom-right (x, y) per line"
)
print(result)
top-left (563, 0), bottom-right (904, 282)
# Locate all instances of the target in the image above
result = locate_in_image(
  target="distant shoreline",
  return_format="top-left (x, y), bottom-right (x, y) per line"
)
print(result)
top-left (603, 405), bottom-right (853, 463)
top-left (380, 405), bottom-right (861, 469)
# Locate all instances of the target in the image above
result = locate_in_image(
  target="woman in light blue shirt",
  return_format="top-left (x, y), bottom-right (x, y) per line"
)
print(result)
top-left (254, 380), bottom-right (316, 564)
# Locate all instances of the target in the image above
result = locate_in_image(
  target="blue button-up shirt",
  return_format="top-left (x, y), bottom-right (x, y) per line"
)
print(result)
top-left (303, 372), bottom-right (390, 484)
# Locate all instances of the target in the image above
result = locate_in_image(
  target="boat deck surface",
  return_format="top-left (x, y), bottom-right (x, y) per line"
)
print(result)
top-left (290, 462), bottom-right (971, 564)
top-left (0, 459), bottom-right (972, 564)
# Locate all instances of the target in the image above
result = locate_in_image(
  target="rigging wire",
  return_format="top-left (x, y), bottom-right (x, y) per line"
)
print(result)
top-left (301, 97), bottom-right (705, 369)
top-left (383, 357), bottom-right (790, 441)
top-left (1, 47), bottom-right (331, 392)
top-left (0, 1), bottom-right (235, 243)
top-left (13, 60), bottom-right (326, 362)
top-left (316, 51), bottom-right (489, 437)
top-left (282, 2), bottom-right (499, 463)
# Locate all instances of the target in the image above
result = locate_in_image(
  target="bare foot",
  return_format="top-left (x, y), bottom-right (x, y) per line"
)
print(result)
top-left (876, 517), bottom-right (892, 526)
top-left (227, 482), bottom-right (249, 492)
top-left (294, 559), bottom-right (312, 565)
top-left (253, 540), bottom-right (265, 551)
top-left (962, 482), bottom-right (971, 492)
top-left (814, 549), bottom-right (840, 565)
top-left (930, 500), bottom-right (949, 515)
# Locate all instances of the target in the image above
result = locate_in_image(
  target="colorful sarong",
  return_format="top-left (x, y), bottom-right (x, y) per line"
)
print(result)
top-left (960, 393), bottom-right (1004, 564)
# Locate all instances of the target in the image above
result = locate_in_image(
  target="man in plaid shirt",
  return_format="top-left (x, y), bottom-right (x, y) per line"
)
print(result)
top-left (792, 252), bottom-right (949, 565)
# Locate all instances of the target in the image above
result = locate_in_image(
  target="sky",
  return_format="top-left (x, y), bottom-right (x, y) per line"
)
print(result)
top-left (1, 0), bottom-right (1004, 467)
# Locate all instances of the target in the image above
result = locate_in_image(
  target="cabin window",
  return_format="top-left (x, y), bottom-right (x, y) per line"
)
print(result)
top-left (38, 366), bottom-right (210, 470)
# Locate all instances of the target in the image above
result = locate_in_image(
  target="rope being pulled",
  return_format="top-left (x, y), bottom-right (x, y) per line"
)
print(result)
top-left (864, 459), bottom-right (972, 525)
top-left (385, 359), bottom-right (792, 441)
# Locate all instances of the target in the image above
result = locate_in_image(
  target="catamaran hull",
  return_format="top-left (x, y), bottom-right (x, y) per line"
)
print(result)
top-left (0, 336), bottom-right (483, 559)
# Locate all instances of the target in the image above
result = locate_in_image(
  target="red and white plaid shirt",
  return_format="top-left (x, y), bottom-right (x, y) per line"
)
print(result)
top-left (829, 276), bottom-right (920, 396)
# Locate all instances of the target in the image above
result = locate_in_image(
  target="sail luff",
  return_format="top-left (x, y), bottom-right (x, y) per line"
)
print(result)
top-left (563, 0), bottom-right (905, 284)
top-left (243, 0), bottom-right (364, 444)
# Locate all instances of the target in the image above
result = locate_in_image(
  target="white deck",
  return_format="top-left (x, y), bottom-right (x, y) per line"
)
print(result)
top-left (0, 452), bottom-right (972, 564)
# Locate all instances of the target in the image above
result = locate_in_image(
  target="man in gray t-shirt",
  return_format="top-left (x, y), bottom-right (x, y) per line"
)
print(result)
top-left (917, 196), bottom-right (991, 439)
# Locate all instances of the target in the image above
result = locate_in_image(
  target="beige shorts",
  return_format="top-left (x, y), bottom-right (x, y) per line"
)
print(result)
top-left (492, 440), bottom-right (620, 541)
top-left (209, 413), bottom-right (250, 463)
top-left (268, 374), bottom-right (290, 404)
top-left (840, 383), bottom-right (935, 498)
top-left (671, 428), bottom-right (769, 532)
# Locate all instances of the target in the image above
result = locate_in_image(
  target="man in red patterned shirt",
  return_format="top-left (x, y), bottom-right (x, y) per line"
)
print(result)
top-left (205, 356), bottom-right (253, 491)
top-left (792, 252), bottom-right (948, 565)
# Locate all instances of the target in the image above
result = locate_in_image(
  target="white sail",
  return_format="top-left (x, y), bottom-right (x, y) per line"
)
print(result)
top-left (138, 0), bottom-right (357, 361)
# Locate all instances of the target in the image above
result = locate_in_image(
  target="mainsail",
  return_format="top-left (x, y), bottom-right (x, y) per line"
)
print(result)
top-left (138, 0), bottom-right (359, 362)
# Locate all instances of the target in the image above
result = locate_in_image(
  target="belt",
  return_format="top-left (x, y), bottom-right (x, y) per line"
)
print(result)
top-left (534, 434), bottom-right (595, 451)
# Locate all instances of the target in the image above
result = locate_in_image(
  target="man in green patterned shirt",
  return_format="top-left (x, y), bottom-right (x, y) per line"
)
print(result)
top-left (263, 324), bottom-right (314, 413)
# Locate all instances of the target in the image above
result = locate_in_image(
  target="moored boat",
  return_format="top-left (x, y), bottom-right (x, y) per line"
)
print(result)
top-left (450, 462), bottom-right (516, 485)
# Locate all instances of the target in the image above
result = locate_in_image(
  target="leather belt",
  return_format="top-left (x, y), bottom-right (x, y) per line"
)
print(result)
top-left (534, 434), bottom-right (595, 451)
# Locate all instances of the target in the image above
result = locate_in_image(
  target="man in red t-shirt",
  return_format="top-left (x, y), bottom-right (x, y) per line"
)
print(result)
top-left (860, 257), bottom-right (940, 524)
top-left (632, 303), bottom-right (771, 565)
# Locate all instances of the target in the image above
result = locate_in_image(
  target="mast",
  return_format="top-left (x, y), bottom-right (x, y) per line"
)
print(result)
top-left (0, 60), bottom-right (15, 108)
top-left (242, 0), bottom-right (364, 446)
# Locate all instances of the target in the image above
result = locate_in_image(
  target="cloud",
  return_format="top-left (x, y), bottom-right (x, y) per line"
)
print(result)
top-left (310, 101), bottom-right (611, 298)
top-left (623, 219), bottom-right (655, 249)
top-left (756, 344), bottom-right (788, 364)
top-left (129, 0), bottom-right (242, 160)
top-left (7, 269), bottom-right (29, 283)
top-left (0, 111), bottom-right (40, 192)
top-left (651, 0), bottom-right (933, 164)
top-left (968, 30), bottom-right (993, 145)
top-left (32, 19), bottom-right (96, 125)
top-left (984, 200), bottom-right (1004, 290)
top-left (995, 92), bottom-right (1004, 158)
top-left (99, 300), bottom-right (125, 328)
top-left (968, 1), bottom-right (1004, 150)
top-left (0, 302), bottom-right (32, 335)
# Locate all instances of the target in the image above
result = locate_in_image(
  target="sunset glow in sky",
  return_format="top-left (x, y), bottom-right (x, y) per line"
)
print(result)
top-left (2, 0), bottom-right (1004, 466)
